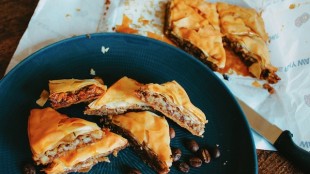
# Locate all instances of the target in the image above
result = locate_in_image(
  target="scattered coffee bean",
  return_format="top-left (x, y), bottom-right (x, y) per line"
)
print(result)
top-left (178, 162), bottom-right (190, 173)
top-left (172, 147), bottom-right (182, 162)
top-left (189, 156), bottom-right (202, 167)
top-left (198, 148), bottom-right (211, 163)
top-left (127, 168), bottom-right (141, 174)
top-left (169, 127), bottom-right (175, 139)
top-left (211, 146), bottom-right (221, 158)
top-left (185, 139), bottom-right (199, 153)
top-left (22, 163), bottom-right (36, 174)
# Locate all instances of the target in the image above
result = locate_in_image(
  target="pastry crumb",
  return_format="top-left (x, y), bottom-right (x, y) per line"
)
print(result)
top-left (263, 83), bottom-right (275, 94)
top-left (252, 80), bottom-right (261, 88)
top-left (101, 46), bottom-right (109, 54)
top-left (36, 90), bottom-right (49, 107)
top-left (113, 150), bottom-right (118, 157)
top-left (289, 4), bottom-right (296, 9)
top-left (90, 68), bottom-right (96, 75)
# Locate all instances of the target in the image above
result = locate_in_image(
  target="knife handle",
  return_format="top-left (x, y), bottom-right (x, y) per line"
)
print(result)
top-left (274, 130), bottom-right (310, 173)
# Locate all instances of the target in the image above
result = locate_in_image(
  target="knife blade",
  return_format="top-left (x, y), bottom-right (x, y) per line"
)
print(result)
top-left (236, 98), bottom-right (310, 173)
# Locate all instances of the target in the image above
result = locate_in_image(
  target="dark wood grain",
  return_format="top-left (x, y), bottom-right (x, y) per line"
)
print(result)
top-left (0, 0), bottom-right (39, 78)
top-left (0, 0), bottom-right (304, 173)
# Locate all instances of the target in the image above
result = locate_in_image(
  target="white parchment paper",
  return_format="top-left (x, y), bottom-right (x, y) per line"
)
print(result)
top-left (5, 0), bottom-right (310, 151)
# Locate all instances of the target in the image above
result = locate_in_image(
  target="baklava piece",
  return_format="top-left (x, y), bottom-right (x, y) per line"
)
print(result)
top-left (136, 80), bottom-right (207, 137)
top-left (164, 0), bottom-right (226, 70)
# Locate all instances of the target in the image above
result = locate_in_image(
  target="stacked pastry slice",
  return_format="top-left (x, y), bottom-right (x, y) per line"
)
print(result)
top-left (136, 80), bottom-right (207, 137)
top-left (84, 76), bottom-right (152, 116)
top-left (216, 2), bottom-right (280, 83)
top-left (110, 111), bottom-right (172, 174)
top-left (165, 0), bottom-right (226, 70)
top-left (28, 107), bottom-right (127, 173)
top-left (44, 129), bottom-right (128, 174)
top-left (83, 76), bottom-right (207, 173)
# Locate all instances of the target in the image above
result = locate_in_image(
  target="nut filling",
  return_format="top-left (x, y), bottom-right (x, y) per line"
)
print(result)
top-left (84, 104), bottom-right (152, 116)
top-left (49, 85), bottom-right (105, 108)
top-left (34, 130), bottom-right (103, 165)
top-left (136, 90), bottom-right (205, 136)
top-left (45, 147), bottom-right (125, 173)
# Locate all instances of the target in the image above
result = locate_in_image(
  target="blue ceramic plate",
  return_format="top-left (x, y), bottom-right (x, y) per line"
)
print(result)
top-left (0, 33), bottom-right (257, 174)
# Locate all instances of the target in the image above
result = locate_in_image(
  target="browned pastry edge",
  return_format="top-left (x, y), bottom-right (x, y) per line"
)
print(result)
top-left (222, 37), bottom-right (281, 84)
top-left (163, 2), bottom-right (218, 71)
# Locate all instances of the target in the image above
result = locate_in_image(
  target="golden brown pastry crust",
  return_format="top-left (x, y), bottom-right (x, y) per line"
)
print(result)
top-left (112, 111), bottom-right (172, 173)
top-left (49, 79), bottom-right (106, 94)
top-left (28, 108), bottom-right (103, 165)
top-left (165, 0), bottom-right (226, 69)
top-left (85, 76), bottom-right (151, 116)
top-left (44, 129), bottom-right (128, 174)
top-left (136, 81), bottom-right (207, 136)
top-left (49, 78), bottom-right (107, 109)
top-left (217, 2), bottom-right (280, 83)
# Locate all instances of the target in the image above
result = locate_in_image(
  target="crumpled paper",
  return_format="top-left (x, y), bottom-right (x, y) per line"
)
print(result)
top-left (5, 0), bottom-right (310, 151)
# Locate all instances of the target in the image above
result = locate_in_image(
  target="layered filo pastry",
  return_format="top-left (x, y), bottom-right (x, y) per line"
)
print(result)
top-left (217, 2), bottom-right (280, 83)
top-left (136, 81), bottom-right (207, 137)
top-left (85, 76), bottom-right (152, 116)
top-left (44, 128), bottom-right (128, 174)
top-left (111, 111), bottom-right (172, 174)
top-left (28, 107), bottom-right (104, 165)
top-left (49, 78), bottom-right (107, 109)
top-left (164, 0), bottom-right (226, 70)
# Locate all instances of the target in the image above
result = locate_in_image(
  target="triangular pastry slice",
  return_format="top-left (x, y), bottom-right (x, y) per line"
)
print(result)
top-left (44, 128), bottom-right (128, 174)
top-left (217, 2), bottom-right (280, 83)
top-left (85, 76), bottom-right (152, 116)
top-left (28, 107), bottom-right (104, 165)
top-left (49, 78), bottom-right (107, 109)
top-left (136, 81), bottom-right (207, 136)
top-left (165, 0), bottom-right (226, 70)
top-left (110, 111), bottom-right (172, 174)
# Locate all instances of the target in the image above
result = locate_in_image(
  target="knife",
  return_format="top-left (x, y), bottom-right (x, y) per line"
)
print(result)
top-left (236, 98), bottom-right (310, 173)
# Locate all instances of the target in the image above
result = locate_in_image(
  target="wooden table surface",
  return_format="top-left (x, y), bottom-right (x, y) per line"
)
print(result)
top-left (0, 1), bottom-right (304, 173)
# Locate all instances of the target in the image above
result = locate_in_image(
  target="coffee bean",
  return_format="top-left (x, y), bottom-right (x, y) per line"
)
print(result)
top-left (178, 162), bottom-right (190, 173)
top-left (198, 148), bottom-right (211, 163)
top-left (169, 127), bottom-right (175, 139)
top-left (22, 163), bottom-right (36, 174)
top-left (127, 168), bottom-right (141, 174)
top-left (171, 147), bottom-right (182, 162)
top-left (185, 139), bottom-right (199, 153)
top-left (189, 156), bottom-right (202, 167)
top-left (211, 146), bottom-right (221, 158)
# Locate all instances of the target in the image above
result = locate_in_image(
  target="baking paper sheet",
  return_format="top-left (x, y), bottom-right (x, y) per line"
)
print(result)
top-left (5, 0), bottom-right (310, 151)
